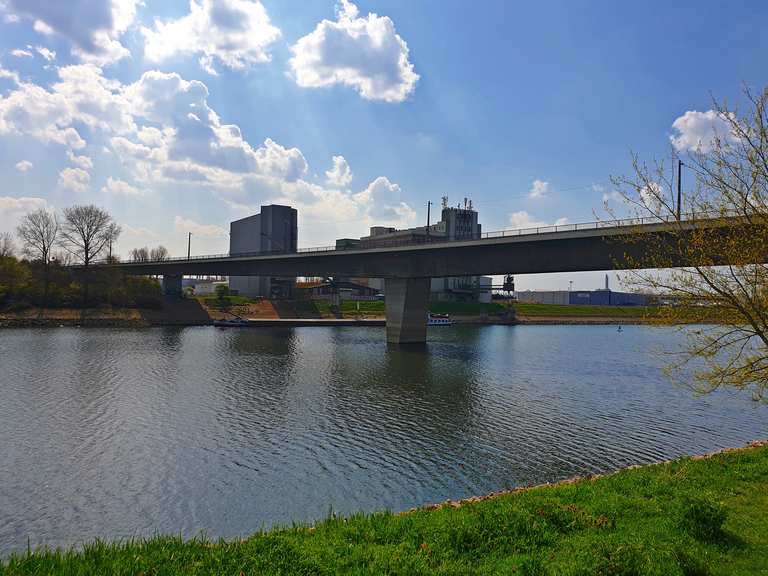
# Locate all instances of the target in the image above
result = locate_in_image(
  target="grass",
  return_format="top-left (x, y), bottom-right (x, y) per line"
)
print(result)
top-left (2, 443), bottom-right (766, 575)
top-left (512, 303), bottom-right (659, 317)
top-left (196, 295), bottom-right (260, 308)
top-left (338, 301), bottom-right (507, 316)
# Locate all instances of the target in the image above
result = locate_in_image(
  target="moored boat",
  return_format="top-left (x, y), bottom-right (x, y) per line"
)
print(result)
top-left (427, 313), bottom-right (454, 326)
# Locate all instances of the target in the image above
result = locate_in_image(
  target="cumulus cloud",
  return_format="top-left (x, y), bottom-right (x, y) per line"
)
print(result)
top-left (0, 64), bottom-right (135, 149)
top-left (34, 45), bottom-right (55, 61)
top-left (289, 0), bottom-right (418, 102)
top-left (67, 150), bottom-right (93, 170)
top-left (352, 176), bottom-right (414, 223)
top-left (670, 109), bottom-right (735, 153)
top-left (57, 167), bottom-right (90, 192)
top-left (174, 215), bottom-right (227, 238)
top-left (0, 62), bottom-right (413, 243)
top-left (2, 0), bottom-right (138, 65)
top-left (117, 70), bottom-right (307, 185)
top-left (0, 195), bottom-right (50, 233)
top-left (101, 176), bottom-right (143, 196)
top-left (14, 160), bottom-right (33, 172)
top-left (528, 179), bottom-right (551, 198)
top-left (325, 155), bottom-right (353, 187)
top-left (10, 48), bottom-right (32, 58)
top-left (509, 210), bottom-right (568, 229)
top-left (639, 182), bottom-right (665, 212)
top-left (142, 0), bottom-right (281, 75)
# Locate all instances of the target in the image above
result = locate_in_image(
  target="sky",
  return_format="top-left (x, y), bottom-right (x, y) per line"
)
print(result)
top-left (0, 0), bottom-right (766, 290)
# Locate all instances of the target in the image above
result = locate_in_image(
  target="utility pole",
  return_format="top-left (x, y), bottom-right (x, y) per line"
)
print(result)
top-left (426, 201), bottom-right (432, 238)
top-left (187, 232), bottom-right (192, 260)
top-left (677, 159), bottom-right (683, 221)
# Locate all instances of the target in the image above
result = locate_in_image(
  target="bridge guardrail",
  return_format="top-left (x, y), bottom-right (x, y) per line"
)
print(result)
top-left (100, 211), bottom-right (727, 265)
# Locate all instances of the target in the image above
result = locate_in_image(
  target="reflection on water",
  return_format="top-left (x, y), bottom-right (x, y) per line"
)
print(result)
top-left (0, 325), bottom-right (765, 554)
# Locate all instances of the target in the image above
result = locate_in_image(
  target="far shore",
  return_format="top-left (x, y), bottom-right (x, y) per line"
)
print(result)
top-left (0, 300), bottom-right (688, 329)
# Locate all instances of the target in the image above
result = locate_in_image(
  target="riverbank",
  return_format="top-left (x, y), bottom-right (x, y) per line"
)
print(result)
top-left (0, 300), bottom-right (696, 328)
top-left (3, 441), bottom-right (766, 574)
top-left (0, 299), bottom-right (212, 328)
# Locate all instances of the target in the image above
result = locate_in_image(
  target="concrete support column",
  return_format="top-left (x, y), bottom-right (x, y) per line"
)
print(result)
top-left (385, 277), bottom-right (430, 344)
top-left (162, 274), bottom-right (183, 297)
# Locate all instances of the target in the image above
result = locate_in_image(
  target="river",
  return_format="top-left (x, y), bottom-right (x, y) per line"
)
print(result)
top-left (0, 324), bottom-right (765, 554)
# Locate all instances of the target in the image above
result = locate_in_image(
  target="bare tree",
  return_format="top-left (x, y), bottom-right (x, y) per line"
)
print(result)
top-left (59, 205), bottom-right (121, 302)
top-left (130, 247), bottom-right (150, 262)
top-left (0, 232), bottom-right (15, 258)
top-left (612, 85), bottom-right (768, 401)
top-left (16, 209), bottom-right (59, 304)
top-left (150, 245), bottom-right (169, 261)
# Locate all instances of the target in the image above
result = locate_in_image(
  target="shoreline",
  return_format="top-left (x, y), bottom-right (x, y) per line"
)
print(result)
top-left (2, 440), bottom-right (766, 572)
top-left (0, 313), bottom-right (675, 328)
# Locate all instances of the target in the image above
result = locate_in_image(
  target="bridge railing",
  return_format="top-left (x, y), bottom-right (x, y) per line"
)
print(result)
top-left (105, 212), bottom-right (723, 265)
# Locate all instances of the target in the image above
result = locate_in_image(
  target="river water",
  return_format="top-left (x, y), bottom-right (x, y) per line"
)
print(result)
top-left (0, 325), bottom-right (765, 554)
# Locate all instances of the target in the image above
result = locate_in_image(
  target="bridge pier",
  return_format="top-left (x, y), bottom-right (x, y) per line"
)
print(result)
top-left (385, 277), bottom-right (430, 344)
top-left (162, 274), bottom-right (183, 298)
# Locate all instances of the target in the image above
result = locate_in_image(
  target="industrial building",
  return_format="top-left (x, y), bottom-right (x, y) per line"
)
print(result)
top-left (336, 198), bottom-right (491, 302)
top-left (515, 276), bottom-right (649, 306)
top-left (229, 204), bottom-right (297, 298)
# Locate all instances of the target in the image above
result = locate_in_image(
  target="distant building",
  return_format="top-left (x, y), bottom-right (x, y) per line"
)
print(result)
top-left (515, 289), bottom-right (649, 306)
top-left (229, 204), bottom-right (297, 298)
top-left (297, 280), bottom-right (380, 301)
top-left (339, 198), bottom-right (490, 302)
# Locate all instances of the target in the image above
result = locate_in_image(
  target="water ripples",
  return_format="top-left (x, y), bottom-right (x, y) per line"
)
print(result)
top-left (0, 324), bottom-right (766, 554)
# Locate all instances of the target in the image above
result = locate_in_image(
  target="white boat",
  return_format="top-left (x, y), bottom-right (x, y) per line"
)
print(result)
top-left (427, 313), bottom-right (454, 326)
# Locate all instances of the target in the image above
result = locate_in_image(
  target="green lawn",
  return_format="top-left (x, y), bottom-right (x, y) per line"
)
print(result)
top-left (3, 443), bottom-right (766, 575)
top-left (339, 301), bottom-right (507, 316)
top-left (513, 303), bottom-right (659, 317)
top-left (196, 295), bottom-right (260, 307)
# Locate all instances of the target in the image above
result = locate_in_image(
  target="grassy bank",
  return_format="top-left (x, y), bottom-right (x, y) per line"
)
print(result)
top-left (3, 443), bottom-right (766, 575)
top-left (338, 300), bottom-right (507, 316)
top-left (512, 303), bottom-right (658, 318)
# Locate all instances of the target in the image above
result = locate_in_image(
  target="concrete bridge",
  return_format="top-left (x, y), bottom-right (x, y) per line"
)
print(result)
top-left (94, 216), bottom-right (753, 344)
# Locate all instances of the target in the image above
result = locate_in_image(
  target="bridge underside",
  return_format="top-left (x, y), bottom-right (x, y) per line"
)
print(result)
top-left (111, 220), bottom-right (764, 344)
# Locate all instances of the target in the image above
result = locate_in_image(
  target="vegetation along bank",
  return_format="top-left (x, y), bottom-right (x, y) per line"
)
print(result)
top-left (2, 442), bottom-right (766, 575)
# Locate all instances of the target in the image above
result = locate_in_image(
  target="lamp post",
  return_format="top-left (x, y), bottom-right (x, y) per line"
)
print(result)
top-left (187, 232), bottom-right (191, 260)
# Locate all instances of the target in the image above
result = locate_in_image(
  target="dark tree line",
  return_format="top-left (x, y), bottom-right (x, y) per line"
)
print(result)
top-left (0, 204), bottom-right (164, 309)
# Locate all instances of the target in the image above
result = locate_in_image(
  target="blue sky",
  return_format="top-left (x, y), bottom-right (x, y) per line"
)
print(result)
top-left (0, 0), bottom-right (766, 289)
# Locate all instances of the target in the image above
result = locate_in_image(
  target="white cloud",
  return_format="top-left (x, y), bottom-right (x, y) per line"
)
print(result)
top-left (67, 150), bottom-right (93, 170)
top-left (0, 195), bottom-right (50, 233)
top-left (670, 109), bottom-right (735, 153)
top-left (117, 70), bottom-right (307, 185)
top-left (509, 210), bottom-right (568, 229)
top-left (0, 64), bottom-right (135, 150)
top-left (354, 175), bottom-right (416, 225)
top-left (174, 215), bottom-right (227, 238)
top-left (57, 167), bottom-right (90, 192)
top-left (639, 182), bottom-right (664, 212)
top-left (33, 45), bottom-right (55, 61)
top-left (101, 176), bottom-right (143, 196)
top-left (10, 48), bottom-right (32, 58)
top-left (325, 155), bottom-right (353, 187)
top-left (0, 63), bottom-right (413, 245)
top-left (289, 0), bottom-right (418, 102)
top-left (2, 0), bottom-right (138, 66)
top-left (528, 179), bottom-right (551, 198)
top-left (14, 160), bottom-right (33, 172)
top-left (142, 0), bottom-right (281, 75)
